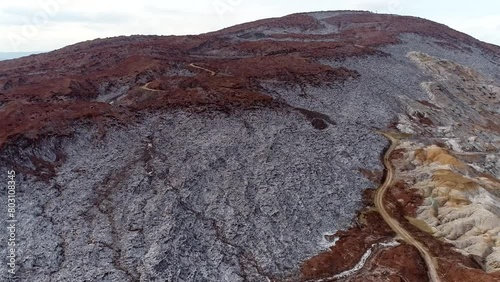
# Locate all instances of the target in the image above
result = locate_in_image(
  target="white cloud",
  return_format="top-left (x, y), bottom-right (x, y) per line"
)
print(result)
top-left (351, 0), bottom-right (399, 12)
top-left (440, 15), bottom-right (500, 45)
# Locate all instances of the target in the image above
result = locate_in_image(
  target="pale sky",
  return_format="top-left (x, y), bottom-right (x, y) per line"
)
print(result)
top-left (0, 0), bottom-right (499, 52)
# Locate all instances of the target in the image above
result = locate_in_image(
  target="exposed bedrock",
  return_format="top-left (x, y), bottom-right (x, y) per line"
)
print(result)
top-left (0, 10), bottom-right (499, 282)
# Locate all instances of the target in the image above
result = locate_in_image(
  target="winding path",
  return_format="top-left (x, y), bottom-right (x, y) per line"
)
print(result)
top-left (188, 63), bottom-right (217, 76)
top-left (140, 81), bottom-right (162, 92)
top-left (375, 132), bottom-right (441, 282)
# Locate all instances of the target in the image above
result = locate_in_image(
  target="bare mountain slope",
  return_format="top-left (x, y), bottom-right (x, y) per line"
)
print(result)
top-left (0, 11), bottom-right (499, 282)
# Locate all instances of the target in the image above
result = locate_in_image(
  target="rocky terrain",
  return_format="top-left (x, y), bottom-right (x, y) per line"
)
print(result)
top-left (0, 11), bottom-right (499, 282)
top-left (393, 52), bottom-right (500, 273)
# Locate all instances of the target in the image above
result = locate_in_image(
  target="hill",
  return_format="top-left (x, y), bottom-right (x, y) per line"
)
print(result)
top-left (0, 11), bottom-right (499, 282)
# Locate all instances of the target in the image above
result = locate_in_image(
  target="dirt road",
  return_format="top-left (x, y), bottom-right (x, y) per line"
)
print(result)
top-left (375, 132), bottom-right (441, 282)
top-left (188, 63), bottom-right (217, 76)
top-left (140, 82), bottom-right (162, 92)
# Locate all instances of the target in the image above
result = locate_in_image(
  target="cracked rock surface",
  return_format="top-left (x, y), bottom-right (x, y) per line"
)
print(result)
top-left (1, 110), bottom-right (384, 281)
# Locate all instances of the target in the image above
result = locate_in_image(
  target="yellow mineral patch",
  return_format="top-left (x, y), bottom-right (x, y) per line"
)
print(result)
top-left (414, 145), bottom-right (464, 167)
top-left (432, 170), bottom-right (478, 191)
top-left (426, 146), bottom-right (463, 167)
top-left (433, 186), bottom-right (452, 197)
top-left (414, 148), bottom-right (426, 164)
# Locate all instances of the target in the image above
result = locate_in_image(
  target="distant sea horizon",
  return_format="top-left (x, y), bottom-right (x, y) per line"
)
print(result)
top-left (0, 52), bottom-right (44, 61)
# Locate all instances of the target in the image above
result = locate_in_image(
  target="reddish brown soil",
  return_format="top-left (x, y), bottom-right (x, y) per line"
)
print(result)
top-left (322, 13), bottom-right (500, 55)
top-left (299, 204), bottom-right (429, 282)
top-left (300, 211), bottom-right (396, 280)
top-left (389, 148), bottom-right (406, 160)
top-left (2, 12), bottom-right (498, 148)
top-left (0, 101), bottom-right (126, 148)
top-left (347, 244), bottom-right (428, 282)
top-left (234, 39), bottom-right (387, 58)
top-left (389, 180), bottom-right (424, 217)
top-left (409, 112), bottom-right (435, 127)
top-left (359, 168), bottom-right (383, 184)
top-left (212, 14), bottom-right (324, 34)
